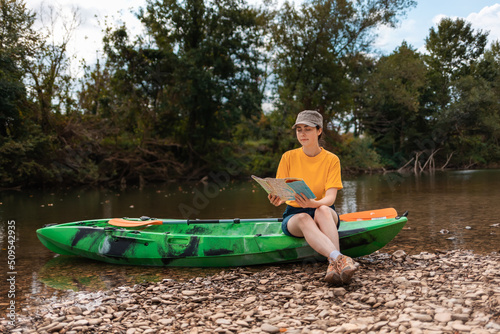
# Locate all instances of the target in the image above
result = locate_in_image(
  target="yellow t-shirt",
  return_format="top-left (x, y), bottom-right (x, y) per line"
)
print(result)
top-left (276, 148), bottom-right (343, 207)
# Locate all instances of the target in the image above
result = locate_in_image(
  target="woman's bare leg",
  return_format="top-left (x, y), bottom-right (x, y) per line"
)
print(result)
top-left (285, 212), bottom-right (338, 258)
top-left (286, 207), bottom-right (357, 285)
top-left (313, 205), bottom-right (340, 251)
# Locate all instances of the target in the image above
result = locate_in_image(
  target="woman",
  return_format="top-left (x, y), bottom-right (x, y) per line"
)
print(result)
top-left (268, 110), bottom-right (357, 285)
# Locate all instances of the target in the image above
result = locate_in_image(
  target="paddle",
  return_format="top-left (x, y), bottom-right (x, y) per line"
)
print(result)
top-left (339, 208), bottom-right (397, 221)
top-left (107, 217), bottom-right (282, 227)
top-left (108, 218), bottom-right (164, 227)
top-left (107, 208), bottom-right (398, 227)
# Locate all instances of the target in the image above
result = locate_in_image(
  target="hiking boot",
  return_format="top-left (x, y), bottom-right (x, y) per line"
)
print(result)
top-left (324, 257), bottom-right (341, 285)
top-left (335, 254), bottom-right (358, 284)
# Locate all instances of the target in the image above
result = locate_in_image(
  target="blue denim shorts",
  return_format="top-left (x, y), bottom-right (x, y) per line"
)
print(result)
top-left (282, 204), bottom-right (340, 237)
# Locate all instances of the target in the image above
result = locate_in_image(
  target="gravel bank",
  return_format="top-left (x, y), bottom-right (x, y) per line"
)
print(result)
top-left (3, 250), bottom-right (499, 334)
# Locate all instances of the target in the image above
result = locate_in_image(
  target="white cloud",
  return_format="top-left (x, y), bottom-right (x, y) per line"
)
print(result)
top-left (376, 4), bottom-right (500, 56)
top-left (23, 0), bottom-right (285, 76)
top-left (23, 0), bottom-right (500, 73)
top-left (25, 0), bottom-right (146, 77)
top-left (373, 18), bottom-right (430, 55)
top-left (466, 4), bottom-right (500, 45)
top-left (431, 14), bottom-right (448, 26)
top-left (427, 5), bottom-right (500, 51)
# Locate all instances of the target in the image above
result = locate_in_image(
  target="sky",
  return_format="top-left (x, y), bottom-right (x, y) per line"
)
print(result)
top-left (373, 1), bottom-right (500, 54)
top-left (23, 0), bottom-right (500, 74)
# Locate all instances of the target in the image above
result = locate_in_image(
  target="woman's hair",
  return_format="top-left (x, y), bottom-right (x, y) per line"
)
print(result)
top-left (316, 125), bottom-right (322, 140)
top-left (316, 125), bottom-right (326, 146)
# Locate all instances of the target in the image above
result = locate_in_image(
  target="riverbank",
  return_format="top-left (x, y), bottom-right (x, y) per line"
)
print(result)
top-left (3, 249), bottom-right (499, 333)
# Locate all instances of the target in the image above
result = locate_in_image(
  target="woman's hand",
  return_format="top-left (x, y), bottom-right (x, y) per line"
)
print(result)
top-left (268, 194), bottom-right (284, 207)
top-left (294, 193), bottom-right (318, 208)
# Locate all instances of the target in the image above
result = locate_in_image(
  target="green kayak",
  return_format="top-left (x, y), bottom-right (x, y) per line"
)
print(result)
top-left (36, 212), bottom-right (408, 267)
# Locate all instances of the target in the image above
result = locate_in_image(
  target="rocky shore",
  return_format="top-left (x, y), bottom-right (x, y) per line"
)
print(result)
top-left (3, 250), bottom-right (499, 334)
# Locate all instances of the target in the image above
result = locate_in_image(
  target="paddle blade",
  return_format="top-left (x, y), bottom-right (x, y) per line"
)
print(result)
top-left (108, 218), bottom-right (163, 227)
top-left (340, 208), bottom-right (398, 222)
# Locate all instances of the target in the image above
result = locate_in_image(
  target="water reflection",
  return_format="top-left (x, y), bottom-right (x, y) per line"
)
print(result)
top-left (0, 169), bottom-right (499, 312)
top-left (336, 180), bottom-right (358, 214)
top-left (36, 256), bottom-right (221, 291)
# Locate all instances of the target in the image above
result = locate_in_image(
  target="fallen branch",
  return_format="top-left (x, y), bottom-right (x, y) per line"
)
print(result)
top-left (421, 148), bottom-right (442, 172)
top-left (441, 152), bottom-right (454, 170)
top-left (398, 157), bottom-right (415, 172)
top-left (414, 152), bottom-right (422, 174)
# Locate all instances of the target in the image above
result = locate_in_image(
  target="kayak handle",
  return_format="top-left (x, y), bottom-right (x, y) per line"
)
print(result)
top-left (396, 211), bottom-right (409, 219)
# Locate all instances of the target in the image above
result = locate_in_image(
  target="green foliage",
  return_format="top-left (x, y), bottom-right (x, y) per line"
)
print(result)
top-left (425, 18), bottom-right (488, 81)
top-left (83, 0), bottom-right (269, 174)
top-left (2, 2), bottom-right (500, 188)
top-left (0, 0), bottom-right (38, 59)
top-left (338, 134), bottom-right (382, 172)
top-left (0, 0), bottom-right (37, 137)
top-left (22, 3), bottom-right (80, 131)
top-left (424, 18), bottom-right (489, 111)
top-left (0, 124), bottom-right (55, 186)
top-left (437, 74), bottom-right (500, 164)
top-left (0, 55), bottom-right (25, 136)
top-left (241, 138), bottom-right (278, 174)
top-left (360, 42), bottom-right (428, 159)
top-left (270, 0), bottom-right (416, 122)
top-left (420, 19), bottom-right (499, 168)
top-left (140, 0), bottom-right (267, 147)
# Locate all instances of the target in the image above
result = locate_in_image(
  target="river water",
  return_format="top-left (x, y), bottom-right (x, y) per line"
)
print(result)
top-left (0, 169), bottom-right (499, 312)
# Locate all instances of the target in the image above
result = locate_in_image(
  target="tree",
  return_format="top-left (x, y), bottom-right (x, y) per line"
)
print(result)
top-left (426, 18), bottom-right (488, 80)
top-left (99, 25), bottom-right (161, 139)
top-left (0, 51), bottom-right (25, 137)
top-left (137, 0), bottom-right (266, 155)
top-left (343, 52), bottom-right (376, 137)
top-left (478, 40), bottom-right (500, 93)
top-left (480, 41), bottom-right (500, 150)
top-left (0, 0), bottom-right (37, 137)
top-left (24, 3), bottom-right (80, 131)
top-left (424, 18), bottom-right (489, 110)
top-left (424, 18), bottom-right (497, 168)
top-left (361, 42), bottom-right (428, 162)
top-left (270, 0), bottom-right (417, 129)
top-left (72, 0), bottom-right (271, 183)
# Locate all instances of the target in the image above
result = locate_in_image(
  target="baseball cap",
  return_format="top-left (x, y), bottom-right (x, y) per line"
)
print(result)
top-left (292, 110), bottom-right (323, 129)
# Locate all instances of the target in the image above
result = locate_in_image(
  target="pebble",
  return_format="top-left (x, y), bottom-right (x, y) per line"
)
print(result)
top-left (181, 290), bottom-right (197, 296)
top-left (411, 313), bottom-right (433, 322)
top-left (333, 287), bottom-right (347, 296)
top-left (392, 249), bottom-right (407, 258)
top-left (261, 323), bottom-right (280, 333)
top-left (452, 322), bottom-right (473, 331)
top-left (72, 319), bottom-right (88, 326)
top-left (434, 312), bottom-right (452, 323)
top-left (385, 300), bottom-right (400, 308)
top-left (339, 323), bottom-right (360, 332)
top-left (215, 318), bottom-right (231, 325)
top-left (2, 250), bottom-right (499, 333)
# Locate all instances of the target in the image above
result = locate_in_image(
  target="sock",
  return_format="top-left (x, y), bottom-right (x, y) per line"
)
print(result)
top-left (329, 250), bottom-right (341, 260)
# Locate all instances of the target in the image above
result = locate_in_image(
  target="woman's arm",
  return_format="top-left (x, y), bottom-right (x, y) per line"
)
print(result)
top-left (294, 187), bottom-right (338, 208)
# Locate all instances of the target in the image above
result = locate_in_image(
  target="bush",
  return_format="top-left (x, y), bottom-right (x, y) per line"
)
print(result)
top-left (338, 134), bottom-right (383, 172)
